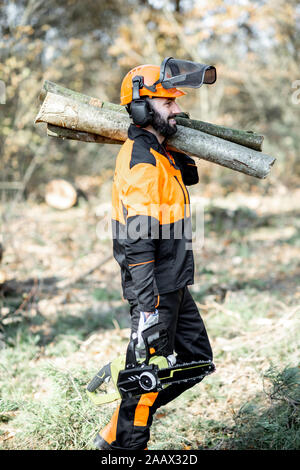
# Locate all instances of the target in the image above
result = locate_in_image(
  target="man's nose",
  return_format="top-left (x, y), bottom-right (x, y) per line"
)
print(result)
top-left (172, 101), bottom-right (182, 114)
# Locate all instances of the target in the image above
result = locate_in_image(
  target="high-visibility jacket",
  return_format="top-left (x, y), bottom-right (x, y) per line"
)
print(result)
top-left (111, 124), bottom-right (199, 312)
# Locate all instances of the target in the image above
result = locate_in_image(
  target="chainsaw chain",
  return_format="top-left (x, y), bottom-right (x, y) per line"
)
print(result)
top-left (158, 360), bottom-right (215, 387)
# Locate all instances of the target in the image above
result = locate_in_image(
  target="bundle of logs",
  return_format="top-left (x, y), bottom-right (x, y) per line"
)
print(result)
top-left (35, 80), bottom-right (275, 180)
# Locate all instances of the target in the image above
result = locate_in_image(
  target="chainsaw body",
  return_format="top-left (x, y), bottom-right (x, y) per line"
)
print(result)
top-left (86, 322), bottom-right (215, 405)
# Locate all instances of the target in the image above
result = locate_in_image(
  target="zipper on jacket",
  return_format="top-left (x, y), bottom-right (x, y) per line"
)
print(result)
top-left (174, 175), bottom-right (188, 218)
top-left (161, 146), bottom-right (177, 169)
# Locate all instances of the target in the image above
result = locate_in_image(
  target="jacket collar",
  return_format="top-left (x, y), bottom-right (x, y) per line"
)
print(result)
top-left (128, 124), bottom-right (177, 168)
top-left (128, 124), bottom-right (163, 153)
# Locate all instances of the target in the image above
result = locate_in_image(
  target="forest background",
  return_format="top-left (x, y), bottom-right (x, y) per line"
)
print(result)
top-left (0, 0), bottom-right (299, 450)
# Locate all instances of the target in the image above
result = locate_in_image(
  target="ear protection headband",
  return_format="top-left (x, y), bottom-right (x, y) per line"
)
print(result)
top-left (127, 76), bottom-right (153, 128)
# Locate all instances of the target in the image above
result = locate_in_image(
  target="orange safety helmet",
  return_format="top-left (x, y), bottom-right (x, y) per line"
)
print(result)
top-left (120, 64), bottom-right (186, 106)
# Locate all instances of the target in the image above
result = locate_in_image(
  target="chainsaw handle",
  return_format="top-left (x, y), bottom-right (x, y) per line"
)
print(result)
top-left (86, 363), bottom-right (111, 392)
top-left (125, 336), bottom-right (139, 368)
top-left (124, 322), bottom-right (169, 369)
top-left (142, 322), bottom-right (169, 363)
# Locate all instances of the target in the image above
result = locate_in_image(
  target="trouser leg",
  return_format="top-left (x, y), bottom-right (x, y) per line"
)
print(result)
top-left (151, 286), bottom-right (213, 411)
top-left (102, 286), bottom-right (212, 449)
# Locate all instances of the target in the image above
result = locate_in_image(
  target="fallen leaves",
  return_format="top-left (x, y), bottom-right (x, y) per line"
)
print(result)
top-left (0, 425), bottom-right (20, 444)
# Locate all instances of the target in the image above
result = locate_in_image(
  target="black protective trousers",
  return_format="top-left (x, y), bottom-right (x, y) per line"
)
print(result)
top-left (109, 286), bottom-right (213, 450)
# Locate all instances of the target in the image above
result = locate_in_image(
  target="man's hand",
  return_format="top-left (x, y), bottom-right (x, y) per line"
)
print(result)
top-left (133, 309), bottom-right (177, 366)
top-left (135, 309), bottom-right (159, 361)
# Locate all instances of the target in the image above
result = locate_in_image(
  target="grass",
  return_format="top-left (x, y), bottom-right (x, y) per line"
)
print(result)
top-left (0, 365), bottom-right (99, 449)
top-left (0, 331), bottom-right (114, 450)
top-left (1, 294), bottom-right (297, 450)
top-left (0, 192), bottom-right (299, 450)
top-left (225, 365), bottom-right (300, 450)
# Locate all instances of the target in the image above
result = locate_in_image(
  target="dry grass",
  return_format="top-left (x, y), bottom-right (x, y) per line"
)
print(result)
top-left (0, 185), bottom-right (299, 449)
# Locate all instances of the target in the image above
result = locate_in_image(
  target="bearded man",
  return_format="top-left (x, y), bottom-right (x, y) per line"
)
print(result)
top-left (94, 62), bottom-right (213, 450)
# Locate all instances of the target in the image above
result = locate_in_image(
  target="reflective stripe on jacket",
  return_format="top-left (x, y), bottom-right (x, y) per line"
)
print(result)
top-left (111, 124), bottom-right (199, 312)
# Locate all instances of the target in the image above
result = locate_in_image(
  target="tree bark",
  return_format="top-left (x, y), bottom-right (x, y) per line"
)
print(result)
top-left (168, 127), bottom-right (274, 179)
top-left (40, 80), bottom-right (263, 150)
top-left (39, 80), bottom-right (126, 114)
top-left (47, 123), bottom-right (122, 144)
top-left (175, 116), bottom-right (264, 151)
top-left (35, 91), bottom-right (275, 179)
top-left (35, 91), bottom-right (130, 140)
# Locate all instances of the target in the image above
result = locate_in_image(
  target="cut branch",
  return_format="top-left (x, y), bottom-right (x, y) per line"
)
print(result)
top-left (35, 91), bottom-right (131, 141)
top-left (41, 81), bottom-right (263, 150)
top-left (167, 126), bottom-right (274, 179)
top-left (174, 116), bottom-right (264, 151)
top-left (47, 124), bottom-right (122, 145)
top-left (39, 80), bottom-right (126, 114)
top-left (35, 91), bottom-right (275, 179)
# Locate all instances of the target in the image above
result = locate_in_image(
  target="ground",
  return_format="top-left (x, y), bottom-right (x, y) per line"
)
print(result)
top-left (0, 182), bottom-right (299, 450)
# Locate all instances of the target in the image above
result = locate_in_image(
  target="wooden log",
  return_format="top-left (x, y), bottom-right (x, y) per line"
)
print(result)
top-left (167, 126), bottom-right (274, 179)
top-left (45, 179), bottom-right (78, 210)
top-left (47, 124), bottom-right (122, 145)
top-left (175, 116), bottom-right (264, 151)
top-left (40, 81), bottom-right (263, 151)
top-left (35, 91), bottom-right (275, 179)
top-left (35, 91), bottom-right (130, 141)
top-left (39, 80), bottom-right (126, 114)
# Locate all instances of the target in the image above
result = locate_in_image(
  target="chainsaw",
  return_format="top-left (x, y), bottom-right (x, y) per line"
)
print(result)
top-left (86, 322), bottom-right (215, 405)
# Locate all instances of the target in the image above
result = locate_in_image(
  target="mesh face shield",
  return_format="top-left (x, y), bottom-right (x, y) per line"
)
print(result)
top-left (159, 57), bottom-right (217, 89)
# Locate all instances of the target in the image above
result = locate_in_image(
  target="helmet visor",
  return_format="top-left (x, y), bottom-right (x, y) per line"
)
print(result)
top-left (160, 58), bottom-right (217, 89)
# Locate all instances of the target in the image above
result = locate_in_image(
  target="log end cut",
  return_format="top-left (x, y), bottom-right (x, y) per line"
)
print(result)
top-left (45, 179), bottom-right (78, 210)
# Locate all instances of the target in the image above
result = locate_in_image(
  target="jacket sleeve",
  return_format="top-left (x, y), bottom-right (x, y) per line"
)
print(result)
top-left (122, 163), bottom-right (160, 312)
top-left (171, 151), bottom-right (199, 186)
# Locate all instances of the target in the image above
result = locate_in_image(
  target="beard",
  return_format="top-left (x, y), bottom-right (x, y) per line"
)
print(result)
top-left (149, 105), bottom-right (178, 139)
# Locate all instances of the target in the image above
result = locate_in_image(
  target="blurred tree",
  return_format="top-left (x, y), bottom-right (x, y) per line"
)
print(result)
top-left (0, 0), bottom-right (299, 199)
top-left (0, 0), bottom-right (133, 198)
top-left (109, 0), bottom-right (300, 187)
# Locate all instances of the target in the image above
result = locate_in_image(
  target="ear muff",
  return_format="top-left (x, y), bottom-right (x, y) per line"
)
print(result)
top-left (130, 99), bottom-right (153, 127)
top-left (128, 75), bottom-right (153, 127)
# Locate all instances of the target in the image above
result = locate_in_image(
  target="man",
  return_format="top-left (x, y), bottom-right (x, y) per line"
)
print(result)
top-left (94, 63), bottom-right (213, 450)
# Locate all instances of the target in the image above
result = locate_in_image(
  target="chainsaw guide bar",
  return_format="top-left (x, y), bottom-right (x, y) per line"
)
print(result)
top-left (117, 360), bottom-right (215, 398)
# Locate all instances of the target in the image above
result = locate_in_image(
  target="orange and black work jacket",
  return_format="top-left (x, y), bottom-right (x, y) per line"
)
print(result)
top-left (112, 124), bottom-right (199, 312)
